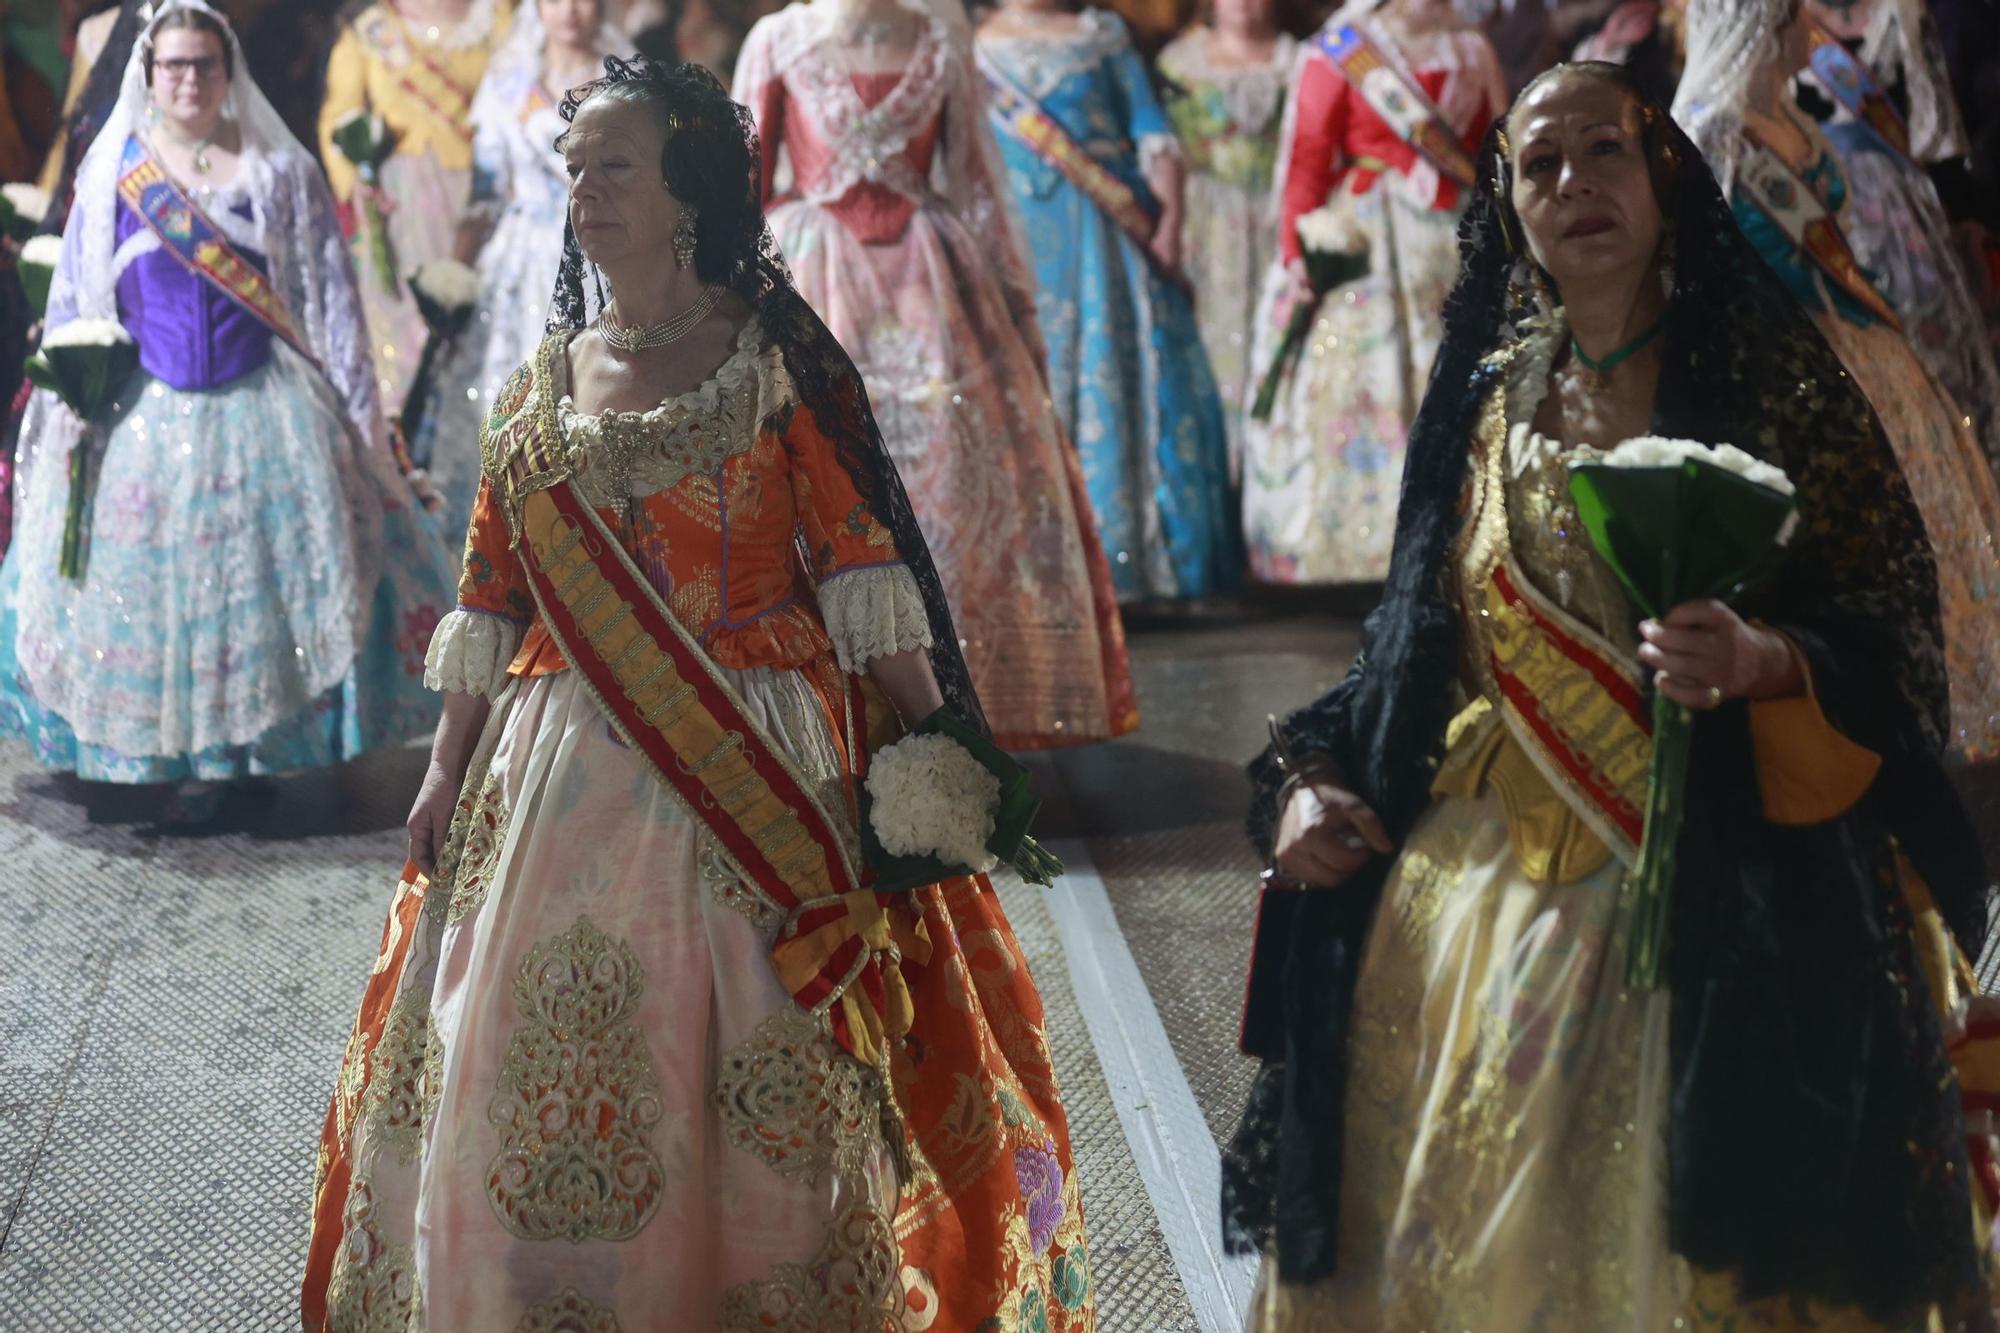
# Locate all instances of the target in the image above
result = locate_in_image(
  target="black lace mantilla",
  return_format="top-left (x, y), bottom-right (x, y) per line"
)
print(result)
top-left (544, 56), bottom-right (988, 736)
top-left (1224, 65), bottom-right (1993, 1328)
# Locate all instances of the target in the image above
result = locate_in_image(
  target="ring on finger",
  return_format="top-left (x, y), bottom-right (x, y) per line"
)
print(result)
top-left (1337, 830), bottom-right (1367, 850)
top-left (1705, 684), bottom-right (1723, 707)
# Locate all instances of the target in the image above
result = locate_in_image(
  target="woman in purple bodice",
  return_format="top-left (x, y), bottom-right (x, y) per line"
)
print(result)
top-left (0, 0), bottom-right (456, 823)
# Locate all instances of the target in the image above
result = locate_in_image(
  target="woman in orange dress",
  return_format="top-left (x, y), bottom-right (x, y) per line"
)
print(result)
top-left (301, 57), bottom-right (1094, 1332)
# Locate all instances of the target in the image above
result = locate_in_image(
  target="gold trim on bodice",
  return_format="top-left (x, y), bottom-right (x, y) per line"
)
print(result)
top-left (1437, 339), bottom-right (1653, 883)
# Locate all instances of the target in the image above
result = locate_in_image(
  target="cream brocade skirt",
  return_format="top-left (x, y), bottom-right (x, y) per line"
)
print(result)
top-left (326, 666), bottom-right (900, 1329)
top-left (1247, 787), bottom-right (1965, 1332)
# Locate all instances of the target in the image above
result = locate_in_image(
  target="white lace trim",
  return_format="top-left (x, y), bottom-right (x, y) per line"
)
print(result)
top-left (816, 564), bottom-right (933, 673)
top-left (1157, 29), bottom-right (1297, 131)
top-left (423, 607), bottom-right (523, 697)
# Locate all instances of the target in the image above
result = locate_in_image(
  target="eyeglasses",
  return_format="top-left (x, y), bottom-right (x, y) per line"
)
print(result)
top-left (154, 55), bottom-right (224, 81)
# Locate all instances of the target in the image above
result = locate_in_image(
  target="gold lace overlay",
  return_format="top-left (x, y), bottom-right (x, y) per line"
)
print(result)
top-left (442, 770), bottom-right (509, 925)
top-left (364, 982), bottom-right (443, 1167)
top-left (426, 747), bottom-right (498, 929)
top-left (324, 1181), bottom-right (424, 1333)
top-left (516, 1287), bottom-right (624, 1333)
top-left (486, 915), bottom-right (666, 1242)
top-left (713, 1004), bottom-right (887, 1186)
top-left (716, 1199), bottom-right (904, 1332)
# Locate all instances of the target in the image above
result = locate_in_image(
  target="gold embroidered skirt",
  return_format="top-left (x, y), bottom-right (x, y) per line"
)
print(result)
top-left (311, 666), bottom-right (904, 1329)
top-left (1247, 786), bottom-right (1963, 1332)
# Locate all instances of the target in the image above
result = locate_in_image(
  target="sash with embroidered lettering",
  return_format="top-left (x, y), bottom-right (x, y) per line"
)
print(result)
top-left (1808, 24), bottom-right (1911, 161)
top-left (978, 47), bottom-right (1160, 255)
top-left (491, 337), bottom-right (914, 1066)
top-left (1314, 23), bottom-right (1476, 190)
top-left (1736, 130), bottom-right (1901, 328)
top-left (116, 135), bottom-right (320, 366)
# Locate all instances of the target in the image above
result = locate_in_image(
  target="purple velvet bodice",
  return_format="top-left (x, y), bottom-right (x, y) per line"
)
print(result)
top-left (114, 196), bottom-right (273, 390)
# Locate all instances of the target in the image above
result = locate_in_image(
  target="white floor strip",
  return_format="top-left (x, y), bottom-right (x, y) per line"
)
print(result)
top-left (1043, 836), bottom-right (1258, 1333)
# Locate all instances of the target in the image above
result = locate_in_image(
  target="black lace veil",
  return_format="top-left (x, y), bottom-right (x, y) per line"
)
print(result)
top-left (1224, 61), bottom-right (1991, 1327)
top-left (546, 56), bottom-right (987, 735)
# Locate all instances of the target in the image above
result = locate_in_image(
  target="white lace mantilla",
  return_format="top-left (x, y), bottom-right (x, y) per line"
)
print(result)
top-left (816, 565), bottom-right (933, 672)
top-left (424, 608), bottom-right (524, 697)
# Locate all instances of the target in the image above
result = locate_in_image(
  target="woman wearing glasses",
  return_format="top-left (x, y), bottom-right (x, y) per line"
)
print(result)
top-left (0, 0), bottom-right (455, 823)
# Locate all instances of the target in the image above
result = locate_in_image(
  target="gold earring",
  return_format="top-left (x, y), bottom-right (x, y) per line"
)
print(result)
top-left (673, 205), bottom-right (698, 268)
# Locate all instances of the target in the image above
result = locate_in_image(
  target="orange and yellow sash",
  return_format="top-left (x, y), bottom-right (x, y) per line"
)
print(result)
top-left (116, 135), bottom-right (320, 367)
top-left (498, 338), bottom-right (921, 1067)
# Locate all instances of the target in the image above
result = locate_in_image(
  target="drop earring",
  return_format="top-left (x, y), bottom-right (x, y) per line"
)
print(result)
top-left (592, 263), bottom-right (607, 312)
top-left (1656, 227), bottom-right (1678, 300)
top-left (673, 204), bottom-right (699, 269)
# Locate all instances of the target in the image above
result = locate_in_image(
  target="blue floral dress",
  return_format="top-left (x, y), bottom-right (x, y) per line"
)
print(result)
top-left (977, 8), bottom-right (1239, 602)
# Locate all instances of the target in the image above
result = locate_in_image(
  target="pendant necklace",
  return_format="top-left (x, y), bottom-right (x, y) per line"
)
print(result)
top-left (155, 123), bottom-right (217, 176)
top-left (601, 285), bottom-right (722, 352)
top-left (1570, 309), bottom-right (1667, 388)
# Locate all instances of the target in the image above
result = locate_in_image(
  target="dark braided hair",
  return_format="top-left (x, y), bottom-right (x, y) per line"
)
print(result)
top-left (546, 55), bottom-right (989, 735)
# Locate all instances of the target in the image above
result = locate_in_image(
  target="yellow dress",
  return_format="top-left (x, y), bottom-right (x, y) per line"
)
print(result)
top-left (317, 0), bottom-right (512, 403)
top-left (1248, 328), bottom-right (1981, 1331)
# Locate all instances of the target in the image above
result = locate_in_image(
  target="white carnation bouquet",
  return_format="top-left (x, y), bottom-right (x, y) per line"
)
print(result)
top-left (25, 319), bottom-right (142, 579)
top-left (1251, 189), bottom-right (1371, 422)
top-left (862, 709), bottom-right (1063, 890)
top-left (17, 233), bottom-right (62, 318)
top-left (0, 183), bottom-right (51, 243)
top-left (1567, 435), bottom-right (1799, 988)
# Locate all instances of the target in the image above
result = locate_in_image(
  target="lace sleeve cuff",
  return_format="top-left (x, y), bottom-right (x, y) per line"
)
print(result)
top-left (817, 563), bottom-right (935, 673)
top-left (1138, 132), bottom-right (1183, 176)
top-left (423, 607), bottom-right (524, 697)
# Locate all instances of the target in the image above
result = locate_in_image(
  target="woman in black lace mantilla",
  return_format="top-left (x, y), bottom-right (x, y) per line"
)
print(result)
top-left (1225, 59), bottom-right (1994, 1331)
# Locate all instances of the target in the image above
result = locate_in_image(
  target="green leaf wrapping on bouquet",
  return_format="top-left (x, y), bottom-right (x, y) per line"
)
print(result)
top-left (1567, 460), bottom-right (1796, 614)
top-left (1565, 455), bottom-right (1796, 988)
top-left (0, 190), bottom-right (45, 244)
top-left (28, 335), bottom-right (142, 581)
top-left (18, 256), bottom-right (53, 319)
top-left (1248, 250), bottom-right (1370, 423)
top-left (859, 708), bottom-right (1062, 893)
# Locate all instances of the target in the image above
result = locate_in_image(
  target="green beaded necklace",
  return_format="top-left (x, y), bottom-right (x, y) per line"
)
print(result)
top-left (1570, 309), bottom-right (1669, 377)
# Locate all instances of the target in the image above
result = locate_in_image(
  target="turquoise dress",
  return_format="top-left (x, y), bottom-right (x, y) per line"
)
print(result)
top-left (977, 8), bottom-right (1239, 602)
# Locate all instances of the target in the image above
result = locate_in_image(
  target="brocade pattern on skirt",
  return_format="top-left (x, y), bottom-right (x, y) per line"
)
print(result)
top-left (1242, 183), bottom-right (1461, 584)
top-left (305, 662), bottom-right (1096, 1330)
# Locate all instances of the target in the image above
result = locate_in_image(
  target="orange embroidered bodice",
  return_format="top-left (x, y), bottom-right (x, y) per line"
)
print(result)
top-left (451, 319), bottom-right (915, 682)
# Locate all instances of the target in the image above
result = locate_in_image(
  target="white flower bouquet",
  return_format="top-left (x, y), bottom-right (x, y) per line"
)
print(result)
top-left (17, 233), bottom-right (62, 318)
top-left (330, 110), bottom-right (400, 292)
top-left (398, 259), bottom-right (482, 459)
top-left (1251, 191), bottom-right (1371, 422)
top-left (1566, 435), bottom-right (1798, 988)
top-left (863, 709), bottom-right (1064, 891)
top-left (25, 319), bottom-right (141, 579)
top-left (0, 184), bottom-right (51, 243)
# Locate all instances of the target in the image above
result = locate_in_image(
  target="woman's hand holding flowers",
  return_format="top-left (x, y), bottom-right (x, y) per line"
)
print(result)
top-left (1637, 600), bottom-right (1805, 710)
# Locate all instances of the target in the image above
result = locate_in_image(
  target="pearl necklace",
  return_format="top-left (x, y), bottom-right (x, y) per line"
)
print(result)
top-left (601, 286), bottom-right (722, 352)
